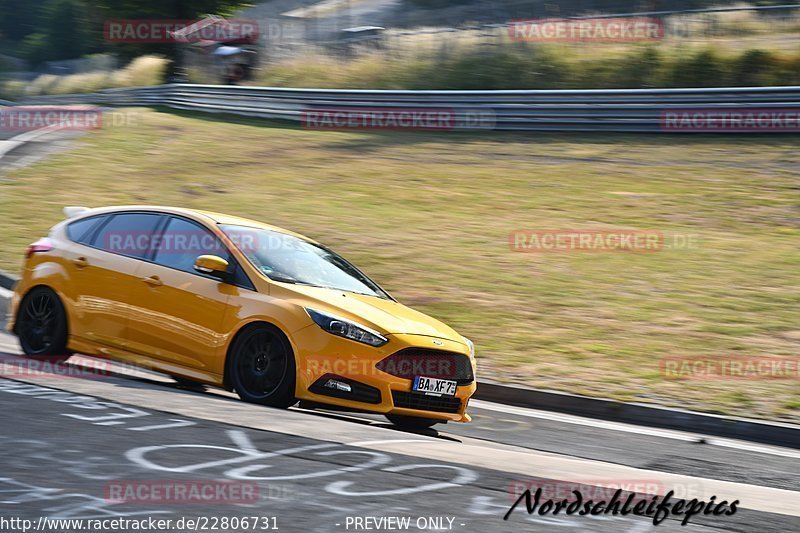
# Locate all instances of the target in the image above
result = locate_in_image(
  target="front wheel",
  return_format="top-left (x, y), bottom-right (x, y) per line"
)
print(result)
top-left (16, 287), bottom-right (70, 363)
top-left (228, 324), bottom-right (296, 408)
top-left (385, 414), bottom-right (440, 430)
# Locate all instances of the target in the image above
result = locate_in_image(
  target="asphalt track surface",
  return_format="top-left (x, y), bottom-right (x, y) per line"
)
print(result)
top-left (0, 128), bottom-right (83, 174)
top-left (0, 328), bottom-right (797, 533)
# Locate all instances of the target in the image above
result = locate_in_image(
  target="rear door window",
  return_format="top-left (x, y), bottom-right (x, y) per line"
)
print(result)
top-left (151, 217), bottom-right (255, 289)
top-left (93, 213), bottom-right (164, 259)
top-left (152, 216), bottom-right (230, 274)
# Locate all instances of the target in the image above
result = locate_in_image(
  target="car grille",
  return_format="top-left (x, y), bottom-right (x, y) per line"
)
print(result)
top-left (392, 390), bottom-right (462, 414)
top-left (376, 348), bottom-right (474, 385)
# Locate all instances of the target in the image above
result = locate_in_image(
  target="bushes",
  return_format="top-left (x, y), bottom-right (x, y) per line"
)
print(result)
top-left (5, 45), bottom-right (799, 96)
top-left (668, 48), bottom-right (726, 88)
top-left (0, 80), bottom-right (26, 100)
top-left (614, 47), bottom-right (663, 88)
top-left (253, 44), bottom-right (800, 90)
top-left (733, 49), bottom-right (777, 86)
top-left (2, 55), bottom-right (169, 98)
top-left (19, 0), bottom-right (92, 65)
top-left (106, 55), bottom-right (168, 88)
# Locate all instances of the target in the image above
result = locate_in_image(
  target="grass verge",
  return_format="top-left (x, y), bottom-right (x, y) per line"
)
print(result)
top-left (0, 108), bottom-right (798, 421)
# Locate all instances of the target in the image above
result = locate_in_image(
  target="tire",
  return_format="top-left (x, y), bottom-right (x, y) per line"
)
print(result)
top-left (16, 286), bottom-right (70, 363)
top-left (385, 414), bottom-right (440, 430)
top-left (228, 323), bottom-right (296, 408)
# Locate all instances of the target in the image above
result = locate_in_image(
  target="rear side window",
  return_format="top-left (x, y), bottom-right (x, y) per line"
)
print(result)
top-left (66, 215), bottom-right (107, 245)
top-left (93, 213), bottom-right (164, 259)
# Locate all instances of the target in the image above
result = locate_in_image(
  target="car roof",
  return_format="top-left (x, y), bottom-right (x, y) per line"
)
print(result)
top-left (69, 205), bottom-right (318, 243)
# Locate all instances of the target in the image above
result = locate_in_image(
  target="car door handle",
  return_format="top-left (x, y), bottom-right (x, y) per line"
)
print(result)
top-left (142, 275), bottom-right (163, 287)
top-left (72, 257), bottom-right (89, 268)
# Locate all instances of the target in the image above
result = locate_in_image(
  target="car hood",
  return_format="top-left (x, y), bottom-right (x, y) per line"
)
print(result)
top-left (283, 284), bottom-right (465, 345)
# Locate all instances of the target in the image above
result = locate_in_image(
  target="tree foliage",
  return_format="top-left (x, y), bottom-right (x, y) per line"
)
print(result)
top-left (1, 0), bottom-right (250, 65)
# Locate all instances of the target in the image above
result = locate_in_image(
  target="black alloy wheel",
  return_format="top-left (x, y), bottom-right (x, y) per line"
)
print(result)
top-left (16, 286), bottom-right (69, 362)
top-left (229, 323), bottom-right (296, 408)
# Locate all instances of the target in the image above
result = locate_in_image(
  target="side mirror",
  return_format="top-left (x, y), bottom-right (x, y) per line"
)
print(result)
top-left (194, 255), bottom-right (229, 279)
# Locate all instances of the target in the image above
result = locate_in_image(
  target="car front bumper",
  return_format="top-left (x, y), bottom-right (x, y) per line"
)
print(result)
top-left (292, 327), bottom-right (477, 422)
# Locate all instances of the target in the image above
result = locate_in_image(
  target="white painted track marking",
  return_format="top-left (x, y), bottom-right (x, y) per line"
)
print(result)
top-left (470, 400), bottom-right (800, 460)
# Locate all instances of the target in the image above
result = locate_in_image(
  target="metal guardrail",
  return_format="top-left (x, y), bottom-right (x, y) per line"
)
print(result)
top-left (448, 3), bottom-right (800, 30)
top-left (559, 3), bottom-right (800, 19)
top-left (15, 84), bottom-right (800, 132)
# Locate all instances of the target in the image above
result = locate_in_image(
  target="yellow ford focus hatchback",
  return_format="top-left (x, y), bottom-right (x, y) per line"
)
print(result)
top-left (8, 206), bottom-right (476, 428)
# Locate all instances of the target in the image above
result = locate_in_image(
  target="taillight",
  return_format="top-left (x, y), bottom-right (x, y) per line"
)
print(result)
top-left (26, 237), bottom-right (54, 259)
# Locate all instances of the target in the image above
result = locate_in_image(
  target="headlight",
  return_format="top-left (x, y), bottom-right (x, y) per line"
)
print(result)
top-left (463, 336), bottom-right (475, 358)
top-left (305, 308), bottom-right (389, 347)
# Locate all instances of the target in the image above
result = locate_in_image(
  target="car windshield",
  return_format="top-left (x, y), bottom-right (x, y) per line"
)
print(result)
top-left (220, 224), bottom-right (390, 299)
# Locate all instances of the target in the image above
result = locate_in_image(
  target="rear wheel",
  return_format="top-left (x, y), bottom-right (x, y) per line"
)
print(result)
top-left (16, 287), bottom-right (70, 363)
top-left (228, 324), bottom-right (296, 408)
top-left (385, 414), bottom-right (440, 430)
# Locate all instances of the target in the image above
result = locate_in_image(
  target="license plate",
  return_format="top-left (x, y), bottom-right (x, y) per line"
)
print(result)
top-left (412, 376), bottom-right (457, 397)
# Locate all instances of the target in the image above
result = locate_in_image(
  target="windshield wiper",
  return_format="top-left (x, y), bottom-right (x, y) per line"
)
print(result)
top-left (264, 271), bottom-right (300, 284)
top-left (263, 270), bottom-right (385, 298)
top-left (264, 271), bottom-right (327, 289)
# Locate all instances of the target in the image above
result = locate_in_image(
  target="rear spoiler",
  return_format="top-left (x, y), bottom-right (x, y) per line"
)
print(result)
top-left (63, 206), bottom-right (90, 219)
